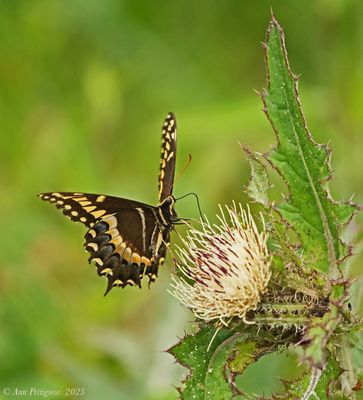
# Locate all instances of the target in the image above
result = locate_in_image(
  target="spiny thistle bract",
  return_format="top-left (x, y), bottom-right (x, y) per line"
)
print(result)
top-left (170, 203), bottom-right (271, 325)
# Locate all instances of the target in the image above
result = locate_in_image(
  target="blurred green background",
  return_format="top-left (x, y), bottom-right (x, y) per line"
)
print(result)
top-left (1, 1), bottom-right (363, 399)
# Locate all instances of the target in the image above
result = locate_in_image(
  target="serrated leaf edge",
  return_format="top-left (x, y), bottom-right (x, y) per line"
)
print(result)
top-left (261, 16), bottom-right (359, 279)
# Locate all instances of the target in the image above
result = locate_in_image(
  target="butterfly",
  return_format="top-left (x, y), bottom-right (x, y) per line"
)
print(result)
top-left (38, 112), bottom-right (178, 295)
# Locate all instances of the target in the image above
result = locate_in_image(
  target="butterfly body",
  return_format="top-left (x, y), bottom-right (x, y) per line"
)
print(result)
top-left (39, 113), bottom-right (178, 294)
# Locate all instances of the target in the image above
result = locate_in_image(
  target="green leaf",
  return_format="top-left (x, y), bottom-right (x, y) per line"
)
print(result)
top-left (262, 16), bottom-right (357, 276)
top-left (243, 146), bottom-right (270, 207)
top-left (281, 356), bottom-right (342, 400)
top-left (168, 325), bottom-right (278, 400)
top-left (168, 325), bottom-right (236, 400)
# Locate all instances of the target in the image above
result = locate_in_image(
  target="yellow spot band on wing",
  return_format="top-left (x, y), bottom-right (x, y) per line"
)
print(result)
top-left (87, 243), bottom-right (98, 251)
top-left (91, 209), bottom-right (107, 219)
top-left (93, 258), bottom-right (103, 266)
top-left (167, 151), bottom-right (174, 162)
top-left (101, 268), bottom-right (113, 276)
top-left (115, 242), bottom-right (127, 255)
top-left (131, 253), bottom-right (141, 265)
top-left (141, 256), bottom-right (151, 266)
top-left (88, 229), bottom-right (96, 238)
top-left (84, 206), bottom-right (96, 212)
top-left (123, 247), bottom-right (132, 263)
top-left (103, 215), bottom-right (117, 229)
top-left (110, 236), bottom-right (122, 247)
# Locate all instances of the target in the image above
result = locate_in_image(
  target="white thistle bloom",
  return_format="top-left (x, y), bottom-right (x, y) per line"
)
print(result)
top-left (170, 203), bottom-right (271, 325)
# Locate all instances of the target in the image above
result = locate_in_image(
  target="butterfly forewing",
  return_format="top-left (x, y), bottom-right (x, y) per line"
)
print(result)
top-left (158, 112), bottom-right (177, 203)
top-left (38, 192), bottom-right (150, 227)
top-left (38, 112), bottom-right (178, 294)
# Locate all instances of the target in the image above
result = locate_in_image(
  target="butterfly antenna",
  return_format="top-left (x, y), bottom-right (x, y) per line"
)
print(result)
top-left (173, 153), bottom-right (192, 188)
top-left (175, 192), bottom-right (206, 223)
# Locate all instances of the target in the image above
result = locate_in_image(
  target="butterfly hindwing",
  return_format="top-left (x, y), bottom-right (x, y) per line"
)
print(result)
top-left (84, 206), bottom-right (165, 293)
top-left (158, 112), bottom-right (177, 203)
top-left (38, 191), bottom-right (170, 292)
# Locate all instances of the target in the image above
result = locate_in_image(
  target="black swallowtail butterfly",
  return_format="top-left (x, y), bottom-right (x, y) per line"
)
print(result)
top-left (38, 112), bottom-right (178, 295)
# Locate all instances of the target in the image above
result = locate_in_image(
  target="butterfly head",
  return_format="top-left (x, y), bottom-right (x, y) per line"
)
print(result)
top-left (158, 195), bottom-right (177, 226)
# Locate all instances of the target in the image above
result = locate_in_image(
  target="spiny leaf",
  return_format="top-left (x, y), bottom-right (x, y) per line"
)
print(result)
top-left (279, 356), bottom-right (342, 400)
top-left (312, 357), bottom-right (344, 399)
top-left (261, 16), bottom-right (357, 277)
top-left (168, 325), bottom-right (278, 399)
top-left (168, 325), bottom-right (236, 400)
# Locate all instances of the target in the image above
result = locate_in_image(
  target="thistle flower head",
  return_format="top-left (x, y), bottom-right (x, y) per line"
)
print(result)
top-left (170, 203), bottom-right (271, 325)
